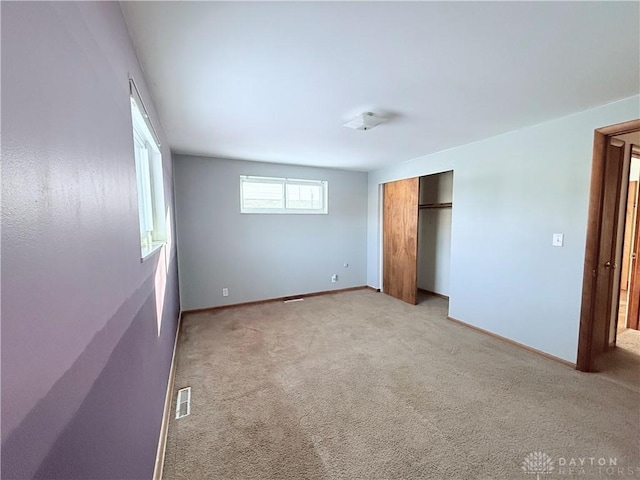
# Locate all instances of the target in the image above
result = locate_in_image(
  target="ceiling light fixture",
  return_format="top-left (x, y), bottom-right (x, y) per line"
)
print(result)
top-left (343, 112), bottom-right (386, 131)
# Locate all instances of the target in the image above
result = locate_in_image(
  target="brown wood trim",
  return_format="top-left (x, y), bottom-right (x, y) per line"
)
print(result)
top-left (365, 286), bottom-right (381, 292)
top-left (183, 286), bottom-right (370, 315)
top-left (597, 119), bottom-right (640, 136)
top-left (418, 288), bottom-right (449, 300)
top-left (448, 316), bottom-right (576, 369)
top-left (627, 188), bottom-right (640, 329)
top-left (620, 181), bottom-right (638, 292)
top-left (153, 311), bottom-right (183, 480)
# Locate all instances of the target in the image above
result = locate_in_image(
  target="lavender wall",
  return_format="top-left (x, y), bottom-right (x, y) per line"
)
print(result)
top-left (1, 2), bottom-right (180, 478)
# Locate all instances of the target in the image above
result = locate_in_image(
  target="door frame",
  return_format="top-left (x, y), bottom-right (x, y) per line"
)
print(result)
top-left (576, 119), bottom-right (640, 372)
top-left (627, 175), bottom-right (640, 329)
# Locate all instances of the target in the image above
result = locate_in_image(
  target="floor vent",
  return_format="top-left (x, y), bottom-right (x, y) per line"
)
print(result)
top-left (176, 387), bottom-right (191, 419)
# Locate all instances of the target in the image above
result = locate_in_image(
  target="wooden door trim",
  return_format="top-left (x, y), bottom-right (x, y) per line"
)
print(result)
top-left (627, 186), bottom-right (640, 329)
top-left (577, 119), bottom-right (640, 372)
top-left (619, 181), bottom-right (638, 292)
top-left (597, 119), bottom-right (640, 136)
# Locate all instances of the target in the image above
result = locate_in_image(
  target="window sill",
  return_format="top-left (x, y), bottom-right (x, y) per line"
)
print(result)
top-left (141, 242), bottom-right (165, 263)
top-left (240, 210), bottom-right (328, 215)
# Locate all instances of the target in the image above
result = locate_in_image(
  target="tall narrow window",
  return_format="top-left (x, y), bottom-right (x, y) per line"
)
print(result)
top-left (130, 79), bottom-right (166, 259)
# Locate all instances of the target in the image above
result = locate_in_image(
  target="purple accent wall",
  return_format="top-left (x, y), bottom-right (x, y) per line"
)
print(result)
top-left (2, 2), bottom-right (180, 478)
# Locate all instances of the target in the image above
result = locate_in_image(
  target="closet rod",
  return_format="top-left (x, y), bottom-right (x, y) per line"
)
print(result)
top-left (419, 202), bottom-right (452, 209)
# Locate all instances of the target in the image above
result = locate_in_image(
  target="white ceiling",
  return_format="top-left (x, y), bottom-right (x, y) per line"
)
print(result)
top-left (121, 1), bottom-right (640, 172)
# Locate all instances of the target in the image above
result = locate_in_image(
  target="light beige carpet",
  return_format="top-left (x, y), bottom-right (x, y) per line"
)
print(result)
top-left (594, 328), bottom-right (640, 392)
top-left (163, 290), bottom-right (640, 479)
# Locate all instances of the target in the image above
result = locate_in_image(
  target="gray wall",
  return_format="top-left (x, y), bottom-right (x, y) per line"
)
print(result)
top-left (2, 3), bottom-right (180, 478)
top-left (174, 155), bottom-right (368, 310)
top-left (368, 96), bottom-right (640, 363)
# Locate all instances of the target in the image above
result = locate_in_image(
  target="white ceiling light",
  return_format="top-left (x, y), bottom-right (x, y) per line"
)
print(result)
top-left (343, 112), bottom-right (386, 131)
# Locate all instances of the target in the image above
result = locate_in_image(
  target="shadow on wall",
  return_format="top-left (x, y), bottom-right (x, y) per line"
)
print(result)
top-left (1, 259), bottom-right (179, 480)
top-left (155, 210), bottom-right (175, 337)
top-left (418, 209), bottom-right (439, 289)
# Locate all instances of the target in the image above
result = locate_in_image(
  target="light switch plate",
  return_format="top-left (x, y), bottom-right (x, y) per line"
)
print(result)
top-left (552, 233), bottom-right (564, 247)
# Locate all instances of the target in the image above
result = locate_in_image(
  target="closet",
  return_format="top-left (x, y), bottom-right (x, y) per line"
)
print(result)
top-left (417, 171), bottom-right (453, 299)
top-left (382, 171), bottom-right (453, 305)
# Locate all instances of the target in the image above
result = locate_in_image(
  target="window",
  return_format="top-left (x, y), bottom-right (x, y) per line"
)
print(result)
top-left (130, 79), bottom-right (166, 259)
top-left (240, 176), bottom-right (328, 214)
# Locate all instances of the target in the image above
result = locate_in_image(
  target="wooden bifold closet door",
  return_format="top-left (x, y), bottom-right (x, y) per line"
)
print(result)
top-left (383, 177), bottom-right (419, 305)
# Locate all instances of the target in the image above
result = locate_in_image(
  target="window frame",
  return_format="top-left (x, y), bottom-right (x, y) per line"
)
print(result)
top-left (130, 83), bottom-right (166, 260)
top-left (240, 175), bottom-right (328, 214)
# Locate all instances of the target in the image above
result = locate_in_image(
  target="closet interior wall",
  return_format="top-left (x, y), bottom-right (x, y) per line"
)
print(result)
top-left (417, 171), bottom-right (454, 297)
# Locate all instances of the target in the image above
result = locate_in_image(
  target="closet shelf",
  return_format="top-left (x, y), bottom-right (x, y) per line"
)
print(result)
top-left (419, 202), bottom-right (452, 209)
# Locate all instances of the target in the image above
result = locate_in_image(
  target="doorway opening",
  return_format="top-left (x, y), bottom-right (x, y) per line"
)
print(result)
top-left (416, 171), bottom-right (453, 305)
top-left (577, 119), bottom-right (640, 375)
top-left (605, 136), bottom-right (640, 386)
top-left (617, 146), bottom-right (640, 333)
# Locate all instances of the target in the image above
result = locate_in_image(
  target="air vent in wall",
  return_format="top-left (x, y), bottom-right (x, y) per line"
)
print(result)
top-left (176, 387), bottom-right (191, 419)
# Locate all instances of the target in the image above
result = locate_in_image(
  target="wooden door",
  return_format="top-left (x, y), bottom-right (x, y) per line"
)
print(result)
top-left (627, 192), bottom-right (640, 329)
top-left (577, 120), bottom-right (640, 372)
top-left (383, 178), bottom-right (419, 304)
top-left (591, 141), bottom-right (625, 355)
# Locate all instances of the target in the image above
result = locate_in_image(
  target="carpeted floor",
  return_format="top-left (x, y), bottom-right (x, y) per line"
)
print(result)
top-left (163, 290), bottom-right (640, 479)
top-left (594, 328), bottom-right (640, 392)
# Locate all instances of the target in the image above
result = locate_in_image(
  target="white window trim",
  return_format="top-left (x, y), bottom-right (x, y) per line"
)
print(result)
top-left (240, 175), bottom-right (328, 214)
top-left (141, 241), bottom-right (164, 261)
top-left (130, 80), bottom-right (166, 261)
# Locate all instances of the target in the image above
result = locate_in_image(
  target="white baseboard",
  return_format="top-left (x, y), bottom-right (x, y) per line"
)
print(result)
top-left (153, 311), bottom-right (182, 480)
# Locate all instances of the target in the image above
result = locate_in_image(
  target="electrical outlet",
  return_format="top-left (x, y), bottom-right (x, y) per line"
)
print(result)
top-left (331, 274), bottom-right (338, 283)
top-left (222, 288), bottom-right (229, 297)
